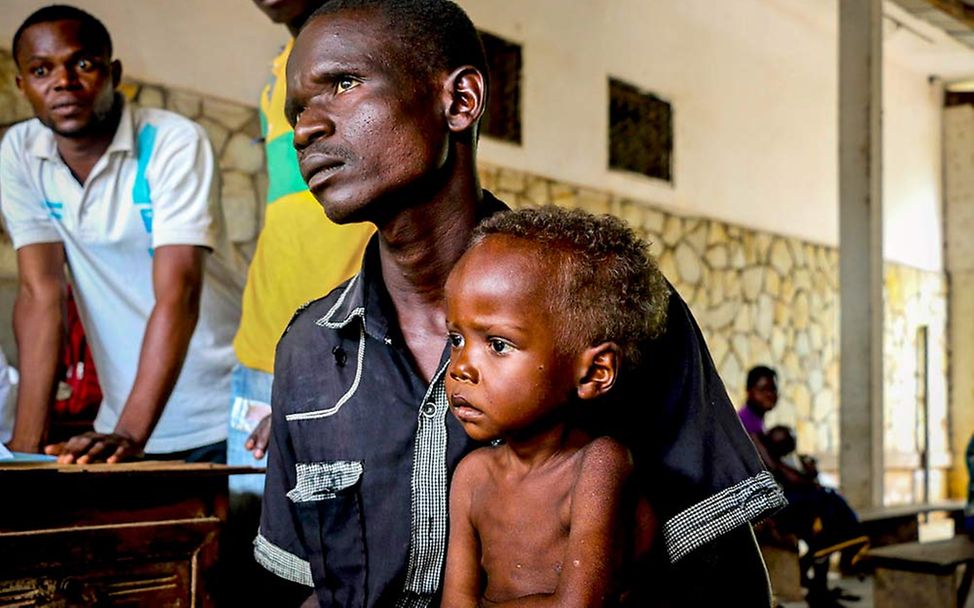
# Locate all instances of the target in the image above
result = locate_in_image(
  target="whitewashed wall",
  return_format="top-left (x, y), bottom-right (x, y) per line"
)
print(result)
top-left (0, 0), bottom-right (963, 271)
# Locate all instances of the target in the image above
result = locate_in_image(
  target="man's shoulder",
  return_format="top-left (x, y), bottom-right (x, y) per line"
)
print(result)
top-left (279, 274), bottom-right (361, 341)
top-left (132, 105), bottom-right (206, 145)
top-left (1, 118), bottom-right (45, 155)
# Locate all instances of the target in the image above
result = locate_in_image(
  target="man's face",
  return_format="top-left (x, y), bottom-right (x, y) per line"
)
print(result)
top-left (251, 0), bottom-right (320, 27)
top-left (285, 11), bottom-right (450, 224)
top-left (747, 375), bottom-right (779, 413)
top-left (445, 236), bottom-right (580, 444)
top-left (15, 19), bottom-right (118, 139)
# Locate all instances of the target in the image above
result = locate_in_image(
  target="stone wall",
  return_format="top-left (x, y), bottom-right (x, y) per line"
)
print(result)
top-left (0, 50), bottom-right (951, 503)
top-left (480, 166), bottom-right (950, 504)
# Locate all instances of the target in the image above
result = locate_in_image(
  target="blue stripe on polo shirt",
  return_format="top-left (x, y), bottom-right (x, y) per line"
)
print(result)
top-left (44, 200), bottom-right (63, 220)
top-left (133, 124), bottom-right (157, 256)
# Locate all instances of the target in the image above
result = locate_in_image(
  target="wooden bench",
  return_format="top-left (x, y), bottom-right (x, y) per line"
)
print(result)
top-left (866, 536), bottom-right (974, 608)
top-left (859, 500), bottom-right (967, 547)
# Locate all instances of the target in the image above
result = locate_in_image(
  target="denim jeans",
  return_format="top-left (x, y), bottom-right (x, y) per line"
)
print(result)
top-left (227, 363), bottom-right (272, 496)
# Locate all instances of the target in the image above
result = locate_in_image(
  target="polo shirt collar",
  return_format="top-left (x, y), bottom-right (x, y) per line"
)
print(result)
top-left (27, 96), bottom-right (135, 160)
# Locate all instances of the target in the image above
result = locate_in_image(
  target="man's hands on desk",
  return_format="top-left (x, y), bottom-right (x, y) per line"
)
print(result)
top-left (44, 431), bottom-right (145, 464)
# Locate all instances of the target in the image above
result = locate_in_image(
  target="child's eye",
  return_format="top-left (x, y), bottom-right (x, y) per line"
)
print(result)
top-left (448, 332), bottom-right (464, 348)
top-left (30, 65), bottom-right (49, 77)
top-left (488, 338), bottom-right (513, 355)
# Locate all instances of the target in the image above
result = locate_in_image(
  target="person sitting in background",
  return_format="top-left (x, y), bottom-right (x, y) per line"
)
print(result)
top-left (1, 5), bottom-right (243, 463)
top-left (739, 367), bottom-right (867, 606)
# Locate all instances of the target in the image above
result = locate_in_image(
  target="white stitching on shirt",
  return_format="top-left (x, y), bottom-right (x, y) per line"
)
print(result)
top-left (316, 273), bottom-right (361, 328)
top-left (286, 322), bottom-right (366, 421)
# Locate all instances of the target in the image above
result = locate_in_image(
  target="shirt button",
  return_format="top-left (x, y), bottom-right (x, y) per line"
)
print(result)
top-left (421, 402), bottom-right (436, 417)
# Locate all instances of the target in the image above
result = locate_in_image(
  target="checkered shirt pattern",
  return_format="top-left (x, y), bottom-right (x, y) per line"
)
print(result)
top-left (397, 364), bottom-right (451, 607)
top-left (253, 531), bottom-right (314, 587)
top-left (663, 469), bottom-right (786, 563)
top-left (286, 461), bottom-right (364, 502)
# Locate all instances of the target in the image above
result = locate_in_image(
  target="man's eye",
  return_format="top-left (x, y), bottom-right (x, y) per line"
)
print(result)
top-left (30, 66), bottom-right (48, 77)
top-left (488, 339), bottom-right (513, 355)
top-left (336, 77), bottom-right (359, 93)
top-left (448, 333), bottom-right (464, 348)
top-left (76, 59), bottom-right (92, 70)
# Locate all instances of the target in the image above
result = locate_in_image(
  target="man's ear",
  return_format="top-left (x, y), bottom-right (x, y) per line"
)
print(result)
top-left (442, 66), bottom-right (485, 133)
top-left (576, 342), bottom-right (621, 401)
top-left (111, 59), bottom-right (123, 87)
top-left (15, 73), bottom-right (23, 94)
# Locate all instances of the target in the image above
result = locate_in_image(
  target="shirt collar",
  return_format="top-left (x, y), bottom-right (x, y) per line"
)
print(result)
top-left (315, 190), bottom-right (509, 344)
top-left (27, 96), bottom-right (135, 160)
top-left (315, 234), bottom-right (390, 343)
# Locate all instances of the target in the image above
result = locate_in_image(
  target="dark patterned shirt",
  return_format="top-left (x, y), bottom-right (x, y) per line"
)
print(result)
top-left (256, 192), bottom-right (785, 606)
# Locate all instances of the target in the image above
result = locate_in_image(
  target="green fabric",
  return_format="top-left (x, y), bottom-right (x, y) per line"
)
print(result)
top-left (265, 132), bottom-right (308, 204)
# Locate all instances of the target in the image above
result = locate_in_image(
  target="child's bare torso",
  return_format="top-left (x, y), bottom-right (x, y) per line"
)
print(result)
top-left (467, 438), bottom-right (611, 604)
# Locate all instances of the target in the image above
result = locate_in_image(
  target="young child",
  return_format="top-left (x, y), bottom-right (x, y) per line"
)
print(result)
top-left (441, 206), bottom-right (670, 607)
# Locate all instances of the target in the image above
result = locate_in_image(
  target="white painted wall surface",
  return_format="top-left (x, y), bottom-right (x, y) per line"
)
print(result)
top-left (2, 0), bottom-right (967, 270)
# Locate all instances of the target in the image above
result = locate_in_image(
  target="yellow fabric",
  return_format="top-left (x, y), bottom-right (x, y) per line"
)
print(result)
top-left (233, 41), bottom-right (374, 373)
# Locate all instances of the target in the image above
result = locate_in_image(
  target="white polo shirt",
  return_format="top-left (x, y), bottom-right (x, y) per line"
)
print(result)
top-left (0, 101), bottom-right (244, 453)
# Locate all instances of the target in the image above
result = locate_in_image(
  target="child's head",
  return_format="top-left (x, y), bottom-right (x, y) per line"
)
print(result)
top-left (444, 205), bottom-right (668, 442)
top-left (764, 425), bottom-right (797, 459)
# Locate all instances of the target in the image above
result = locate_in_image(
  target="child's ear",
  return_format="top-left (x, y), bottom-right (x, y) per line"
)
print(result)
top-left (576, 342), bottom-right (621, 401)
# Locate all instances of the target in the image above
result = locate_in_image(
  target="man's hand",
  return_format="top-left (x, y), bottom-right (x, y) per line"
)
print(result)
top-left (45, 431), bottom-right (145, 464)
top-left (245, 414), bottom-right (272, 459)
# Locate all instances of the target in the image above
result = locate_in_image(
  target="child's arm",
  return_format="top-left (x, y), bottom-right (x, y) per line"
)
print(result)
top-left (483, 437), bottom-right (643, 608)
top-left (442, 454), bottom-right (486, 608)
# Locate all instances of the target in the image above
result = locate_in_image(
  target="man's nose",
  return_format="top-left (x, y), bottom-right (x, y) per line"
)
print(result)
top-left (52, 65), bottom-right (81, 90)
top-left (292, 103), bottom-right (335, 151)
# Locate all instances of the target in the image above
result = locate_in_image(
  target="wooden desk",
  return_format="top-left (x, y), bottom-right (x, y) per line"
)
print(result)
top-left (0, 462), bottom-right (254, 607)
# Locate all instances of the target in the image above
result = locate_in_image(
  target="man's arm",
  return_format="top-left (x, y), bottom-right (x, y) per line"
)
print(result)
top-left (7, 243), bottom-right (67, 453)
top-left (47, 245), bottom-right (205, 463)
top-left (748, 431), bottom-right (817, 488)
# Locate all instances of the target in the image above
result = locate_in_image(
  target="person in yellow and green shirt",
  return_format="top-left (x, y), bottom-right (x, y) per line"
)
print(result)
top-left (229, 0), bottom-right (373, 490)
top-left (221, 2), bottom-right (373, 604)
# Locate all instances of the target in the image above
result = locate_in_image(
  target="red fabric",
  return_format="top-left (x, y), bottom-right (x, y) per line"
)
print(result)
top-left (54, 289), bottom-right (102, 416)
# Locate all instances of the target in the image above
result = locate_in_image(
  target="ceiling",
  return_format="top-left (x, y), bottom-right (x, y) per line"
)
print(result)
top-left (889, 0), bottom-right (974, 87)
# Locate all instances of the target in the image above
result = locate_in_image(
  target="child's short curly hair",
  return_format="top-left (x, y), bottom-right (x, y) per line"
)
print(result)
top-left (472, 206), bottom-right (669, 367)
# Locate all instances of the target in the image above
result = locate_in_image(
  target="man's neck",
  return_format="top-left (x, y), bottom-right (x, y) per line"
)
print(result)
top-left (376, 173), bottom-right (485, 381)
top-left (745, 401), bottom-right (766, 419)
top-left (54, 100), bottom-right (122, 185)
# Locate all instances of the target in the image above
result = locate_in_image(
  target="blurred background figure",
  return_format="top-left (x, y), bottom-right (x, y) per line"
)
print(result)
top-left (740, 366), bottom-right (868, 607)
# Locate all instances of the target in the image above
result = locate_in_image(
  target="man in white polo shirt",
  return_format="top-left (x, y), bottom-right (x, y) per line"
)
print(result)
top-left (0, 5), bottom-right (243, 463)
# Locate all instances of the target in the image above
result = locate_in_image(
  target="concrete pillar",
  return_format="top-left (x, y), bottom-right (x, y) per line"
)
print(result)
top-left (838, 0), bottom-right (884, 509)
top-left (944, 106), bottom-right (974, 499)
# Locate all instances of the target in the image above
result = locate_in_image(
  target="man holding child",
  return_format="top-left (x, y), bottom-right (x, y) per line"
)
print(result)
top-left (257, 0), bottom-right (785, 605)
